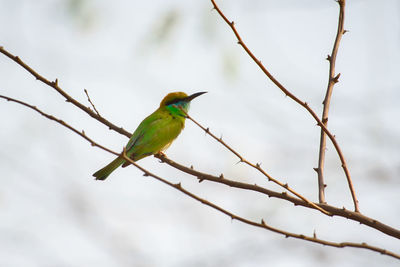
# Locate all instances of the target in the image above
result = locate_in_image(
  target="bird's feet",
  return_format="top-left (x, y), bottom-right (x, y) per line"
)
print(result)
top-left (154, 151), bottom-right (166, 161)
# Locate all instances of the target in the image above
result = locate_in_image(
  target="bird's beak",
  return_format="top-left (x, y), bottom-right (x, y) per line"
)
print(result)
top-left (186, 92), bottom-right (207, 102)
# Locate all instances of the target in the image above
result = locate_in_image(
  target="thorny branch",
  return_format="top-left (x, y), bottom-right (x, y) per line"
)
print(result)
top-left (122, 152), bottom-right (400, 260)
top-left (1, 52), bottom-right (400, 259)
top-left (317, 0), bottom-right (346, 205)
top-left (210, 0), bottom-right (359, 212)
top-left (176, 106), bottom-right (332, 216)
top-left (0, 46), bottom-right (131, 139)
top-left (155, 154), bottom-right (400, 240)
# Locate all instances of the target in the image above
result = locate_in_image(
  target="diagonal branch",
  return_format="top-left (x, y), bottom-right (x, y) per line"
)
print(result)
top-left (156, 154), bottom-right (400, 239)
top-left (0, 46), bottom-right (131, 139)
top-left (1, 93), bottom-right (399, 259)
top-left (176, 106), bottom-right (331, 216)
top-left (0, 94), bottom-right (118, 156)
top-left (84, 88), bottom-right (101, 116)
top-left (122, 151), bottom-right (400, 260)
top-left (2, 93), bottom-right (398, 240)
top-left (209, 0), bottom-right (359, 212)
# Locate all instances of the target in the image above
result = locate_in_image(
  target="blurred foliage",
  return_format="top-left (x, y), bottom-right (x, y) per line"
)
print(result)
top-left (66, 0), bottom-right (97, 31)
top-left (148, 8), bottom-right (181, 46)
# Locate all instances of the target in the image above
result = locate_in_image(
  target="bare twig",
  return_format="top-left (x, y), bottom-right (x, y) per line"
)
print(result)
top-left (1, 94), bottom-right (399, 259)
top-left (84, 89), bottom-right (101, 116)
top-left (176, 106), bottom-right (332, 216)
top-left (122, 151), bottom-right (400, 260)
top-left (1, 44), bottom-right (398, 258)
top-left (209, 0), bottom-right (359, 212)
top-left (0, 46), bottom-right (131, 138)
top-left (0, 94), bottom-right (118, 157)
top-left (2, 93), bottom-right (398, 240)
top-left (155, 153), bottom-right (400, 240)
top-left (316, 0), bottom-right (346, 205)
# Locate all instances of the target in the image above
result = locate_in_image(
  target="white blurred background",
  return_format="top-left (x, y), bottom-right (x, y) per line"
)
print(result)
top-left (1, 0), bottom-right (399, 266)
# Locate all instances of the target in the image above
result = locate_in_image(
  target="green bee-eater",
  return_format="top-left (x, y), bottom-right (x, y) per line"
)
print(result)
top-left (93, 91), bottom-right (206, 180)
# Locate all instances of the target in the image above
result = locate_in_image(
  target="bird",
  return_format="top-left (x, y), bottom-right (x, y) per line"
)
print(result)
top-left (93, 91), bottom-right (206, 180)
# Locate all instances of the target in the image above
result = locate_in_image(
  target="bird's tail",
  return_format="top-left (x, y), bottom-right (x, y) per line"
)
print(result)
top-left (93, 156), bottom-right (125, 180)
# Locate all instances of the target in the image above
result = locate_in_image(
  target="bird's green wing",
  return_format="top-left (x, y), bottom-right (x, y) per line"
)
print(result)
top-left (124, 111), bottom-right (163, 155)
top-left (124, 111), bottom-right (184, 165)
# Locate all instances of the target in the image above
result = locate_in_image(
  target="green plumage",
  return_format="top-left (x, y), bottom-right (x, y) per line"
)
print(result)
top-left (93, 91), bottom-right (206, 180)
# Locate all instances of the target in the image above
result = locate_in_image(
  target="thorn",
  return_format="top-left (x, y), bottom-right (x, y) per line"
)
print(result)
top-left (90, 142), bottom-right (95, 147)
top-left (342, 206), bottom-right (346, 210)
top-left (256, 163), bottom-right (261, 168)
top-left (326, 55), bottom-right (331, 61)
top-left (313, 167), bottom-right (318, 172)
top-left (205, 127), bottom-right (210, 133)
top-left (333, 73), bottom-right (341, 83)
top-left (283, 183), bottom-right (289, 189)
top-left (313, 230), bottom-right (317, 238)
top-left (219, 135), bottom-right (223, 141)
top-left (230, 21), bottom-right (235, 26)
top-left (219, 174), bottom-right (224, 179)
top-left (343, 29), bottom-right (348, 34)
top-left (175, 182), bottom-right (182, 188)
top-left (198, 179), bottom-right (204, 183)
top-left (54, 78), bottom-right (59, 86)
top-left (81, 130), bottom-right (85, 135)
top-left (261, 219), bottom-right (266, 225)
top-left (304, 101), bottom-right (308, 106)
top-left (324, 184), bottom-right (327, 188)
top-left (190, 165), bottom-right (194, 169)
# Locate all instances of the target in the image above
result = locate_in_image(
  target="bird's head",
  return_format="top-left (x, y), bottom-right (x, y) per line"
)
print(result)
top-left (160, 91), bottom-right (206, 116)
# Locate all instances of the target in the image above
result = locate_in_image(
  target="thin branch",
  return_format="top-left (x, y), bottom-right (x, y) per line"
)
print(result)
top-left (122, 151), bottom-right (400, 260)
top-left (176, 106), bottom-right (332, 216)
top-left (316, 0), bottom-right (346, 205)
top-left (155, 154), bottom-right (400, 240)
top-left (2, 93), bottom-right (399, 259)
top-left (2, 93), bottom-right (398, 241)
top-left (0, 46), bottom-right (131, 139)
top-left (84, 88), bottom-right (101, 116)
top-left (209, 0), bottom-right (359, 212)
top-left (0, 94), bottom-right (119, 157)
